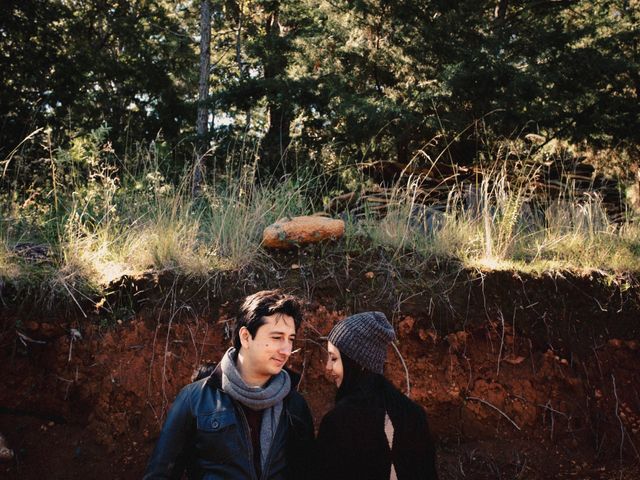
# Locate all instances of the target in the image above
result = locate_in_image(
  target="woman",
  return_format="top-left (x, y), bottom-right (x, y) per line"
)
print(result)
top-left (315, 311), bottom-right (438, 480)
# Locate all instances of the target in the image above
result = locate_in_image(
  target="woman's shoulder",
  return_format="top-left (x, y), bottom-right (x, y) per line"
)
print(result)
top-left (318, 401), bottom-right (382, 448)
top-left (323, 398), bottom-right (366, 420)
top-left (320, 397), bottom-right (379, 430)
top-left (381, 378), bottom-right (428, 419)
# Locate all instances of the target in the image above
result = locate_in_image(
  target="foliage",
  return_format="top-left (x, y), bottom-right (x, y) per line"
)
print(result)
top-left (353, 154), bottom-right (640, 274)
top-left (1, 0), bottom-right (196, 158)
top-left (291, 0), bottom-right (640, 166)
top-left (1, 0), bottom-right (638, 179)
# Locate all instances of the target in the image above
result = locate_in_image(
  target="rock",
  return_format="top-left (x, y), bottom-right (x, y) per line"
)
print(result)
top-left (446, 331), bottom-right (468, 353)
top-left (503, 355), bottom-right (526, 365)
top-left (262, 215), bottom-right (345, 248)
top-left (0, 432), bottom-right (14, 462)
top-left (608, 338), bottom-right (623, 348)
top-left (398, 317), bottom-right (415, 337)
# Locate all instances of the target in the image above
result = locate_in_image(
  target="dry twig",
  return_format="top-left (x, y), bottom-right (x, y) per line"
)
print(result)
top-left (465, 395), bottom-right (522, 431)
top-left (391, 341), bottom-right (411, 396)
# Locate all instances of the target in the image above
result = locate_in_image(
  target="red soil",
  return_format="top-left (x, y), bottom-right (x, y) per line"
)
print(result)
top-left (1, 298), bottom-right (639, 479)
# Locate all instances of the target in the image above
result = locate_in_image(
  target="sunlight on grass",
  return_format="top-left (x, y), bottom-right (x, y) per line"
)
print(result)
top-left (0, 240), bottom-right (20, 281)
top-left (2, 127), bottom-right (640, 306)
top-left (54, 182), bottom-right (314, 284)
top-left (356, 148), bottom-right (640, 276)
top-left (44, 144), bottom-right (316, 287)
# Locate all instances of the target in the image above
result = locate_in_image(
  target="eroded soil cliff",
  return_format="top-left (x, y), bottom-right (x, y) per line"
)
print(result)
top-left (2, 261), bottom-right (640, 479)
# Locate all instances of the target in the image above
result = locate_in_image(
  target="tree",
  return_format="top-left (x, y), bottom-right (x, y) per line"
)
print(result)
top-left (194, 0), bottom-right (212, 194)
top-left (290, 0), bottom-right (639, 167)
top-left (1, 1), bottom-right (197, 158)
top-left (3, 0), bottom-right (637, 180)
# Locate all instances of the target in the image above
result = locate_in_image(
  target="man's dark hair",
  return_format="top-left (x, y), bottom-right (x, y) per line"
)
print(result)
top-left (233, 290), bottom-right (303, 350)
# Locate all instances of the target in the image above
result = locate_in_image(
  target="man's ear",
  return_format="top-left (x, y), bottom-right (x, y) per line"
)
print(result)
top-left (239, 326), bottom-right (251, 349)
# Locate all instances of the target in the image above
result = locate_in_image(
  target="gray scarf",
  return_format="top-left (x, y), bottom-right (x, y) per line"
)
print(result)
top-left (220, 347), bottom-right (291, 469)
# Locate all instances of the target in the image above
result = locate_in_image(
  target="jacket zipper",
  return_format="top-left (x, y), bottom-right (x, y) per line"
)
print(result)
top-left (236, 401), bottom-right (288, 480)
top-left (259, 407), bottom-right (286, 480)
top-left (235, 404), bottom-right (259, 480)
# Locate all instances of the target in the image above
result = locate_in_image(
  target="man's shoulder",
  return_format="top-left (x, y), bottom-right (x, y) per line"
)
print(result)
top-left (174, 375), bottom-right (229, 415)
top-left (183, 376), bottom-right (217, 394)
top-left (173, 378), bottom-right (207, 408)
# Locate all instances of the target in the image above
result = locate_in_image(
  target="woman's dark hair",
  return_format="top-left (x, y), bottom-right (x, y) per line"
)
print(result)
top-left (191, 361), bottom-right (216, 382)
top-left (336, 351), bottom-right (405, 414)
top-left (336, 353), bottom-right (375, 401)
top-left (233, 290), bottom-right (303, 350)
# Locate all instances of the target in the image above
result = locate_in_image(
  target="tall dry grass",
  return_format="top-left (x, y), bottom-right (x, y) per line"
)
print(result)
top-left (352, 139), bottom-right (640, 274)
top-left (2, 126), bottom-right (639, 308)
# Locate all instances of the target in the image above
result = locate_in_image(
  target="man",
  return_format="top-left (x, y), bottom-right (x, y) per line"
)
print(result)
top-left (144, 290), bottom-right (314, 479)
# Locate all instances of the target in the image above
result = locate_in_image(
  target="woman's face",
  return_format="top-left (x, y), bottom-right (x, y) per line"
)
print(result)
top-left (325, 341), bottom-right (344, 387)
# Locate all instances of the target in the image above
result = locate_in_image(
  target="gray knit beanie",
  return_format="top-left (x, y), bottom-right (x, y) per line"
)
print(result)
top-left (327, 311), bottom-right (396, 374)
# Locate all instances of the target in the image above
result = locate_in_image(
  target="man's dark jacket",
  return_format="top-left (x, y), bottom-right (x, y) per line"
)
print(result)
top-left (144, 365), bottom-right (314, 480)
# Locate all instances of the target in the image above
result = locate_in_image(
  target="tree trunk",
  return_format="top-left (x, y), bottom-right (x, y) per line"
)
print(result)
top-left (263, 102), bottom-right (292, 174)
top-left (396, 136), bottom-right (409, 167)
top-left (235, 3), bottom-right (252, 129)
top-left (494, 0), bottom-right (508, 20)
top-left (194, 0), bottom-right (211, 197)
top-left (261, 7), bottom-right (292, 177)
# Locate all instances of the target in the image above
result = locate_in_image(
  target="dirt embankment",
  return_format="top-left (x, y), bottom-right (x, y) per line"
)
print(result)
top-left (1, 266), bottom-right (640, 479)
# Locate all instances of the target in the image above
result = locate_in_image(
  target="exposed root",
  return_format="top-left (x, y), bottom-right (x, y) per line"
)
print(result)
top-left (465, 395), bottom-right (522, 431)
top-left (391, 341), bottom-right (411, 396)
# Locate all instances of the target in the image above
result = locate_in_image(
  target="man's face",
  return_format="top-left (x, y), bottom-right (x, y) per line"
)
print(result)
top-left (238, 313), bottom-right (296, 386)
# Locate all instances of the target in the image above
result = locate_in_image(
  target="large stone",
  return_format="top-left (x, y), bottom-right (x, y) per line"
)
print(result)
top-left (0, 432), bottom-right (14, 462)
top-left (262, 215), bottom-right (345, 248)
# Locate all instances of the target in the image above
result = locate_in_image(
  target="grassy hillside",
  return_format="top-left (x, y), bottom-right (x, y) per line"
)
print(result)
top-left (2, 128), bottom-right (640, 310)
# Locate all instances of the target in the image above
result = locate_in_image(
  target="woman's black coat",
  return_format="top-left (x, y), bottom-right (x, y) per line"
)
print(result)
top-left (315, 374), bottom-right (438, 480)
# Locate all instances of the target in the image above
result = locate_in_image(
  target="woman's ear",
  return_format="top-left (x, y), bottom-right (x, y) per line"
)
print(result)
top-left (239, 326), bottom-right (251, 349)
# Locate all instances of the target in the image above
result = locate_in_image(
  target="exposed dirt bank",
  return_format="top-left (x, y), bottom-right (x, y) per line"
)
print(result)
top-left (2, 262), bottom-right (640, 479)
